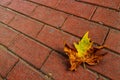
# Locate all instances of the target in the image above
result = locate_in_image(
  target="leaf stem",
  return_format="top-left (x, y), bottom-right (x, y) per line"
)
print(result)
top-left (83, 62), bottom-right (86, 69)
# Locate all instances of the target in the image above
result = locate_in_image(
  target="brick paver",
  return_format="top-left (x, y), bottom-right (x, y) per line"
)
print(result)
top-left (7, 61), bottom-right (45, 80)
top-left (31, 5), bottom-right (68, 27)
top-left (41, 51), bottom-right (97, 80)
top-left (37, 25), bottom-right (79, 52)
top-left (87, 50), bottom-right (120, 80)
top-left (56, 0), bottom-right (96, 19)
top-left (0, 46), bottom-right (18, 77)
top-left (0, 0), bottom-right (12, 6)
top-left (92, 7), bottom-right (120, 30)
top-left (8, 0), bottom-right (37, 15)
top-left (0, 6), bottom-right (15, 24)
top-left (29, 0), bottom-right (61, 8)
top-left (0, 23), bottom-right (18, 46)
top-left (62, 15), bottom-right (108, 44)
top-left (80, 0), bottom-right (120, 10)
top-left (9, 34), bottom-right (51, 69)
top-left (105, 29), bottom-right (120, 53)
top-left (0, 77), bottom-right (3, 80)
top-left (0, 0), bottom-right (120, 80)
top-left (9, 15), bottom-right (44, 37)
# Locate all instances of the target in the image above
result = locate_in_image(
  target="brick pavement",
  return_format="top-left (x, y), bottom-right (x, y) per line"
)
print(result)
top-left (0, 0), bottom-right (120, 80)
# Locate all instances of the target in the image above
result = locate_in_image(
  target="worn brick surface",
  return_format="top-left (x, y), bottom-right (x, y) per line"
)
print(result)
top-left (31, 6), bottom-right (68, 27)
top-left (105, 29), bottom-right (120, 53)
top-left (0, 0), bottom-right (120, 79)
top-left (37, 25), bottom-right (79, 52)
top-left (0, 47), bottom-right (18, 77)
top-left (88, 50), bottom-right (120, 80)
top-left (0, 24), bottom-right (18, 46)
top-left (0, 0), bottom-right (12, 6)
top-left (9, 35), bottom-right (51, 68)
top-left (0, 6), bottom-right (15, 24)
top-left (56, 0), bottom-right (96, 19)
top-left (98, 76), bottom-right (108, 80)
top-left (92, 7), bottom-right (120, 30)
top-left (30, 0), bottom-right (60, 8)
top-left (80, 0), bottom-right (120, 9)
top-left (42, 51), bottom-right (97, 80)
top-left (8, 0), bottom-right (36, 15)
top-left (0, 77), bottom-right (3, 80)
top-left (62, 16), bottom-right (108, 45)
top-left (7, 61), bottom-right (45, 80)
top-left (9, 15), bottom-right (44, 37)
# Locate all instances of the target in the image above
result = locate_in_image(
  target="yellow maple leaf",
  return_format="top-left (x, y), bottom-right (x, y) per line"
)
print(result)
top-left (74, 32), bottom-right (93, 57)
top-left (64, 32), bottom-right (107, 71)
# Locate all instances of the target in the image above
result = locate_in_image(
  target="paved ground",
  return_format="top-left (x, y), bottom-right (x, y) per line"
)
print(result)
top-left (0, 0), bottom-right (120, 80)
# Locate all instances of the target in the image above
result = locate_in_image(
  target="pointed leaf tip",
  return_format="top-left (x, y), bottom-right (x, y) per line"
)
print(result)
top-left (74, 32), bottom-right (92, 57)
top-left (64, 31), bottom-right (107, 71)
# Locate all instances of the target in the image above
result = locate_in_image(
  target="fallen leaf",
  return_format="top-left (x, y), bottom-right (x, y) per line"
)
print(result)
top-left (64, 32), bottom-right (107, 71)
top-left (74, 32), bottom-right (93, 57)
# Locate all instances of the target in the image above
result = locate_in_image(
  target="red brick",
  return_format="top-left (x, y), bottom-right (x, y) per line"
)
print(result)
top-left (8, 0), bottom-right (36, 15)
top-left (9, 15), bottom-right (44, 37)
top-left (30, 0), bottom-right (60, 8)
top-left (41, 51), bottom-right (97, 80)
top-left (0, 0), bottom-right (12, 6)
top-left (9, 35), bottom-right (51, 68)
top-left (7, 61), bottom-right (45, 80)
top-left (31, 6), bottom-right (68, 27)
top-left (56, 0), bottom-right (96, 19)
top-left (105, 29), bottom-right (120, 53)
top-left (87, 50), bottom-right (120, 80)
top-left (0, 77), bottom-right (3, 80)
top-left (80, 0), bottom-right (120, 10)
top-left (98, 76), bottom-right (108, 80)
top-left (0, 7), bottom-right (15, 24)
top-left (0, 47), bottom-right (18, 77)
top-left (92, 7), bottom-right (120, 30)
top-left (62, 16), bottom-right (108, 45)
top-left (0, 24), bottom-right (18, 46)
top-left (37, 25), bottom-right (79, 52)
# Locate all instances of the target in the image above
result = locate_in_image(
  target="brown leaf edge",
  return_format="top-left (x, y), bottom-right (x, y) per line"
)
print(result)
top-left (64, 43), bottom-right (107, 71)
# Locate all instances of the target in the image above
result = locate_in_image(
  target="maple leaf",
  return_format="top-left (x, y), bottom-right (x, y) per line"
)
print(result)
top-left (74, 32), bottom-right (93, 57)
top-left (64, 32), bottom-right (107, 71)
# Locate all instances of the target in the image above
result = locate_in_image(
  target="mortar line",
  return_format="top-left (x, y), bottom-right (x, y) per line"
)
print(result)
top-left (29, 0), bottom-right (119, 12)
top-left (6, 0), bottom-right (13, 6)
top-left (0, 20), bottom-right (79, 54)
top-left (88, 68), bottom-right (111, 80)
top-left (7, 14), bottom-right (16, 24)
top-left (54, 0), bottom-right (63, 8)
top-left (75, 0), bottom-right (120, 12)
top-left (5, 59), bottom-right (19, 78)
top-left (87, 69), bottom-right (100, 80)
top-left (0, 22), bottom-right (119, 80)
top-left (0, 21), bottom-right (69, 57)
top-left (40, 50), bottom-right (53, 69)
top-left (0, 74), bottom-right (4, 80)
top-left (35, 24), bottom-right (45, 38)
top-left (0, 4), bottom-right (120, 33)
top-left (0, 3), bottom-right (120, 56)
top-left (31, 5), bottom-right (38, 14)
top-left (26, 0), bottom-right (120, 30)
top-left (102, 28), bottom-right (110, 45)
top-left (0, 0), bottom-right (119, 79)
top-left (0, 43), bottom-right (54, 80)
top-left (89, 6), bottom-right (98, 20)
top-left (40, 70), bottom-right (55, 80)
top-left (59, 14), bottom-right (70, 29)
top-left (0, 20), bottom-right (120, 56)
top-left (96, 74), bottom-right (100, 80)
